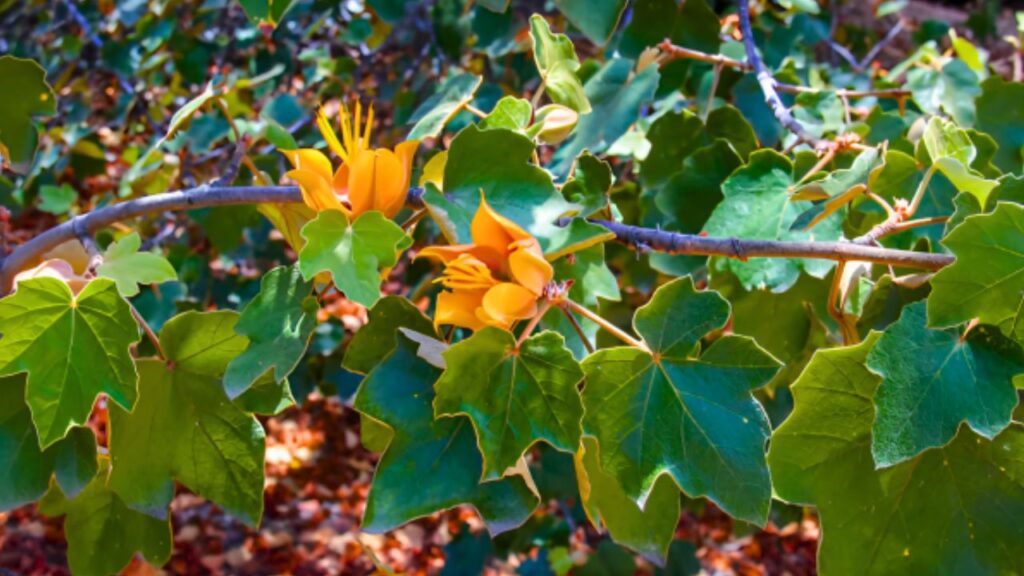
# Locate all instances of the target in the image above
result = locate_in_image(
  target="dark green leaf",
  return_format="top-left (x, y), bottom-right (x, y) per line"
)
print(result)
top-left (355, 334), bottom-right (539, 534)
top-left (224, 266), bottom-right (317, 398)
top-left (408, 73), bottom-right (483, 140)
top-left (581, 277), bottom-right (780, 524)
top-left (0, 374), bottom-right (96, 510)
top-left (867, 302), bottom-right (1023, 466)
top-left (0, 55), bottom-right (56, 166)
top-left (554, 0), bottom-right (627, 45)
top-left (435, 328), bottom-right (584, 480)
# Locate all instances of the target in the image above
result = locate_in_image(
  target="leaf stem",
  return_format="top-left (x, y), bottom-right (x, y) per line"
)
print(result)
top-left (516, 300), bottom-right (552, 349)
top-left (130, 303), bottom-right (164, 360)
top-left (465, 104), bottom-right (487, 119)
top-left (907, 164), bottom-right (937, 217)
top-left (563, 299), bottom-right (650, 354)
top-left (560, 304), bottom-right (595, 354)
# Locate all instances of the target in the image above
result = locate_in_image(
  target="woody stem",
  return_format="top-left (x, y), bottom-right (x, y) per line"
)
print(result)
top-left (563, 298), bottom-right (651, 354)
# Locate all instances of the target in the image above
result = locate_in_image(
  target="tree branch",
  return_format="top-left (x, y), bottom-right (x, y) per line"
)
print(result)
top-left (0, 184), bottom-right (953, 295)
top-left (737, 0), bottom-right (823, 148)
top-left (592, 219), bottom-right (952, 271)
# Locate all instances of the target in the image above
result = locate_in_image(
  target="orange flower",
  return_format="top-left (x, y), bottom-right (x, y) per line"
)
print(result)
top-left (418, 195), bottom-right (554, 331)
top-left (281, 101), bottom-right (419, 219)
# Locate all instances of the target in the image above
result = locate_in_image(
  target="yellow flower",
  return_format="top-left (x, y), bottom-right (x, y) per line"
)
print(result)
top-left (281, 101), bottom-right (420, 219)
top-left (418, 194), bottom-right (554, 331)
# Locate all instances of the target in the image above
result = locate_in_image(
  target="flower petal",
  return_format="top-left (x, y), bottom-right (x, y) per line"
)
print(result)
top-left (316, 108), bottom-right (348, 161)
top-left (471, 193), bottom-right (532, 265)
top-left (282, 148), bottom-right (335, 183)
top-left (285, 169), bottom-right (347, 213)
top-left (394, 139), bottom-right (420, 190)
top-left (480, 282), bottom-right (538, 328)
top-left (417, 244), bottom-right (477, 264)
top-left (347, 151), bottom-right (378, 217)
top-left (372, 148), bottom-right (407, 219)
top-left (508, 240), bottom-right (553, 295)
top-left (435, 288), bottom-right (488, 331)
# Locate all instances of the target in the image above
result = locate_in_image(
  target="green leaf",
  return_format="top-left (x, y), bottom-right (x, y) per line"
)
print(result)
top-left (237, 0), bottom-right (295, 26)
top-left (37, 183), bottom-right (77, 215)
top-left (96, 232), bottom-right (177, 297)
top-left (0, 56), bottom-right (56, 166)
top-left (408, 73), bottom-right (483, 140)
top-left (867, 302), bottom-right (1023, 467)
top-left (929, 203), bottom-right (1024, 342)
top-left (640, 109), bottom-right (707, 187)
top-left (109, 311), bottom-right (266, 527)
top-left (367, 0), bottom-right (411, 22)
top-left (793, 91), bottom-right (845, 140)
top-left (434, 328), bottom-right (584, 480)
top-left (791, 147), bottom-right (881, 230)
top-left (704, 150), bottom-right (843, 291)
top-left (223, 266), bottom-right (317, 398)
top-left (0, 374), bottom-right (97, 510)
top-left (551, 58), bottom-right (660, 176)
top-left (298, 210), bottom-right (409, 308)
top-left (554, 0), bottom-right (627, 45)
top-left (562, 152), bottom-right (613, 217)
top-left (618, 0), bottom-right (719, 59)
top-left (354, 333), bottom-right (539, 534)
top-left (39, 459), bottom-right (172, 576)
top-left (343, 296), bottom-right (437, 374)
top-left (922, 116), bottom-right (997, 205)
top-left (974, 77), bottom-right (1024, 173)
top-left (529, 15), bottom-right (591, 114)
top-left (906, 59), bottom-right (979, 127)
top-left (479, 96), bottom-right (532, 132)
top-left (422, 125), bottom-right (584, 252)
top-left (0, 278), bottom-right (138, 449)
top-left (575, 437), bottom-right (679, 563)
top-left (476, 0), bottom-right (509, 11)
top-left (655, 140), bottom-right (742, 234)
top-left (233, 371), bottom-right (296, 416)
top-left (769, 334), bottom-right (1024, 575)
top-left (581, 277), bottom-right (780, 524)
top-left (706, 105), bottom-right (759, 161)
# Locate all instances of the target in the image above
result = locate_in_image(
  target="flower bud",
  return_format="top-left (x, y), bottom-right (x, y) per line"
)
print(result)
top-left (533, 104), bottom-right (579, 144)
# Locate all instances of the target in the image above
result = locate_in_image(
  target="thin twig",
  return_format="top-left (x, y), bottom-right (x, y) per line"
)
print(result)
top-left (704, 63), bottom-right (724, 121)
top-left (859, 20), bottom-right (905, 70)
top-left (737, 0), bottom-right (823, 148)
top-left (657, 40), bottom-right (911, 100)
